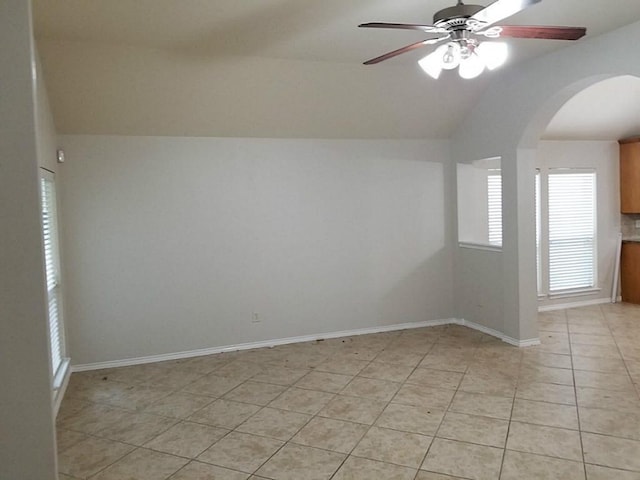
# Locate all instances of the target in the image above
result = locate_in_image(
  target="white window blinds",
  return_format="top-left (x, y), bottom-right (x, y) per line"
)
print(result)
top-left (40, 172), bottom-right (64, 381)
top-left (548, 170), bottom-right (596, 292)
top-left (487, 171), bottom-right (502, 246)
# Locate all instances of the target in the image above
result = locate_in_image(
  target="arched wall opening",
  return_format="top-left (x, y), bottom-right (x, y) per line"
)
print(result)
top-left (451, 19), bottom-right (640, 345)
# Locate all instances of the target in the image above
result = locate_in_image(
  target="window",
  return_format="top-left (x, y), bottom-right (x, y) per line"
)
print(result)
top-left (536, 168), bottom-right (597, 295)
top-left (548, 170), bottom-right (596, 291)
top-left (487, 171), bottom-right (502, 247)
top-left (40, 170), bottom-right (67, 386)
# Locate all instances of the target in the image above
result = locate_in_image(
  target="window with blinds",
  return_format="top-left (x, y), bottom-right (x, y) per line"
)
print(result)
top-left (487, 171), bottom-right (502, 246)
top-left (547, 170), bottom-right (596, 292)
top-left (40, 171), bottom-right (65, 384)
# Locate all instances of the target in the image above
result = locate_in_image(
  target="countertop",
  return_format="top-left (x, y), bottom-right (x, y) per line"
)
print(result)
top-left (622, 236), bottom-right (640, 243)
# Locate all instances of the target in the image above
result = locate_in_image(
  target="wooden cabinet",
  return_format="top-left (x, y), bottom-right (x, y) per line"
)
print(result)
top-left (621, 241), bottom-right (640, 304)
top-left (620, 137), bottom-right (640, 213)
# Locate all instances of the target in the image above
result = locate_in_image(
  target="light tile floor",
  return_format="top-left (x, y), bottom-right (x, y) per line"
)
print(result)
top-left (57, 303), bottom-right (640, 479)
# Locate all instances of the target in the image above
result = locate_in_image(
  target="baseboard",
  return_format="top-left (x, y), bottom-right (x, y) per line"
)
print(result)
top-left (53, 359), bottom-right (71, 417)
top-left (456, 318), bottom-right (540, 347)
top-left (538, 297), bottom-right (613, 312)
top-left (71, 318), bottom-right (455, 372)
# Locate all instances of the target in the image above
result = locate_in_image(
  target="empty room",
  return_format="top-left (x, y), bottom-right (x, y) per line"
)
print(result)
top-left (4, 0), bottom-right (640, 479)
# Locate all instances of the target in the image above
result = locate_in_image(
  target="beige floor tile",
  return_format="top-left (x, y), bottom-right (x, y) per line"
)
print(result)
top-left (104, 384), bottom-right (175, 411)
top-left (144, 392), bottom-right (214, 419)
top-left (437, 412), bottom-right (508, 448)
top-left (421, 438), bottom-right (503, 480)
top-left (213, 361), bottom-right (264, 380)
top-left (572, 355), bottom-right (627, 374)
top-left (197, 431), bottom-right (283, 473)
top-left (236, 407), bottom-right (310, 440)
top-left (375, 403), bottom-right (445, 436)
top-left (145, 421), bottom-right (228, 458)
top-left (315, 357), bottom-right (369, 376)
top-left (182, 375), bottom-right (244, 398)
top-left (319, 394), bottom-right (387, 424)
top-left (568, 324), bottom-right (611, 335)
top-left (582, 432), bottom-right (640, 471)
top-left (576, 386), bottom-right (640, 413)
top-left (415, 472), bottom-right (466, 480)
top-left (255, 443), bottom-right (345, 480)
top-left (223, 381), bottom-right (287, 406)
top-left (291, 416), bottom-right (368, 453)
top-left (162, 354), bottom-right (232, 375)
top-left (352, 426), bottom-right (433, 468)
top-left (500, 450), bottom-right (585, 480)
top-left (419, 352), bottom-right (471, 373)
top-left (570, 333), bottom-right (616, 346)
top-left (332, 456), bottom-right (416, 480)
top-left (58, 474), bottom-right (75, 480)
top-left (294, 371), bottom-right (353, 393)
top-left (268, 387), bottom-right (334, 414)
top-left (374, 349), bottom-right (425, 367)
top-left (574, 370), bottom-right (634, 391)
top-left (58, 403), bottom-right (133, 434)
top-left (585, 464), bottom-right (640, 480)
top-left (357, 361), bottom-right (414, 382)
top-left (511, 399), bottom-right (579, 430)
top-left (58, 436), bottom-right (135, 479)
top-left (521, 351), bottom-right (572, 370)
top-left (507, 421), bottom-right (582, 461)
top-left (57, 397), bottom-right (92, 423)
top-left (250, 366), bottom-right (310, 386)
top-left (188, 399), bottom-right (261, 429)
top-left (96, 411), bottom-right (177, 445)
top-left (449, 391), bottom-right (513, 420)
top-left (459, 373), bottom-right (517, 397)
top-left (341, 377), bottom-right (400, 401)
top-left (570, 344), bottom-right (622, 359)
top-left (56, 429), bottom-right (89, 453)
top-left (91, 448), bottom-right (188, 480)
top-left (140, 368), bottom-right (205, 390)
top-left (169, 461), bottom-right (249, 479)
top-left (406, 368), bottom-right (463, 390)
top-left (392, 384), bottom-right (456, 409)
top-left (519, 365), bottom-right (574, 386)
top-left (516, 382), bottom-right (576, 405)
top-left (579, 407), bottom-right (640, 441)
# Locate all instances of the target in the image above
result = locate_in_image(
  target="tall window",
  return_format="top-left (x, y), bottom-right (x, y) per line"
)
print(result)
top-left (536, 168), bottom-right (597, 295)
top-left (40, 170), bottom-right (66, 386)
top-left (548, 170), bottom-right (596, 291)
top-left (487, 171), bottom-right (502, 247)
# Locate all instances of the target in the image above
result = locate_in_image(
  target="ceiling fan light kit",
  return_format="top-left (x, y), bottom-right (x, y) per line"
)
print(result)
top-left (360, 0), bottom-right (586, 80)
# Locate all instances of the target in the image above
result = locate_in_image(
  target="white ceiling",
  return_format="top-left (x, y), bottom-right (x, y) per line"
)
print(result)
top-left (543, 76), bottom-right (640, 141)
top-left (33, 0), bottom-right (640, 65)
top-left (31, 1), bottom-right (640, 138)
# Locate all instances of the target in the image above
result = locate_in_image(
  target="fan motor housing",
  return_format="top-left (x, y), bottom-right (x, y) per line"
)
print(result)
top-left (433, 4), bottom-right (484, 26)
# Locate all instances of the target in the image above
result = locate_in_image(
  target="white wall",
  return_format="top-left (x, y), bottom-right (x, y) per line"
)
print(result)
top-left (38, 40), bottom-right (488, 140)
top-left (537, 140), bottom-right (621, 307)
top-left (0, 1), bottom-right (58, 478)
top-left (58, 136), bottom-right (453, 365)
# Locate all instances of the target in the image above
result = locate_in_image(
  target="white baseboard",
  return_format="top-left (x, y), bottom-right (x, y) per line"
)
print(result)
top-left (53, 359), bottom-right (71, 417)
top-left (538, 297), bottom-right (613, 312)
top-left (454, 318), bottom-right (540, 348)
top-left (71, 316), bottom-right (543, 372)
top-left (71, 318), bottom-right (454, 372)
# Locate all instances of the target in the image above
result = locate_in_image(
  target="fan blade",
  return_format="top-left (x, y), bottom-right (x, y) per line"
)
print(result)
top-left (471, 0), bottom-right (542, 27)
top-left (493, 25), bottom-right (587, 40)
top-left (363, 37), bottom-right (448, 65)
top-left (359, 22), bottom-right (448, 34)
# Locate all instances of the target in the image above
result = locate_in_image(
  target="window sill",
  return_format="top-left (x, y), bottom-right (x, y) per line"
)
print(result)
top-left (458, 242), bottom-right (502, 253)
top-left (544, 287), bottom-right (601, 300)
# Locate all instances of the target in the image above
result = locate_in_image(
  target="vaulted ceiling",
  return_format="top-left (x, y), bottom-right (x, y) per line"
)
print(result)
top-left (33, 0), bottom-right (640, 138)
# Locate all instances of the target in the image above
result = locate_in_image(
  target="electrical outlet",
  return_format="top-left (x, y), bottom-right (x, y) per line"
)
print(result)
top-left (251, 312), bottom-right (261, 324)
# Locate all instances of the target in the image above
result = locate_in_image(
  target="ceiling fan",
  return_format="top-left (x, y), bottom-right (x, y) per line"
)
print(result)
top-left (359, 0), bottom-right (586, 79)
